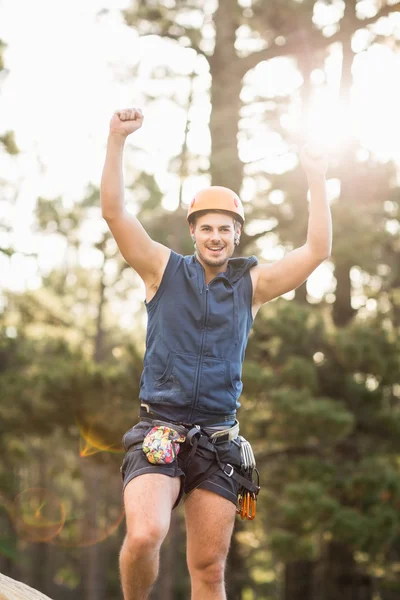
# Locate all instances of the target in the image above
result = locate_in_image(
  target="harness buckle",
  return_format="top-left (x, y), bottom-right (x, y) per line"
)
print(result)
top-left (224, 464), bottom-right (234, 477)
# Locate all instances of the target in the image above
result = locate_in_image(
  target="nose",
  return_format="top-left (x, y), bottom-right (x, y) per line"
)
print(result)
top-left (210, 230), bottom-right (221, 242)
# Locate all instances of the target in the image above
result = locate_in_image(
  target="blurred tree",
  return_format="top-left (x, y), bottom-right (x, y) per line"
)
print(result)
top-left (243, 299), bottom-right (400, 599)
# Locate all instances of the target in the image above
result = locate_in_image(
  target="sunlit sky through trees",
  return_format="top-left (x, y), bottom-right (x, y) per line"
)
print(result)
top-left (1, 0), bottom-right (400, 305)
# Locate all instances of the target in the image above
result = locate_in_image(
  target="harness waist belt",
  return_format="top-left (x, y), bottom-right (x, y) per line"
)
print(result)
top-left (139, 406), bottom-right (237, 429)
top-left (139, 416), bottom-right (239, 444)
top-left (208, 420), bottom-right (239, 443)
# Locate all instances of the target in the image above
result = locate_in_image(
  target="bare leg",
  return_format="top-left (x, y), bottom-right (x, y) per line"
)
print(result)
top-left (120, 474), bottom-right (181, 600)
top-left (184, 489), bottom-right (236, 600)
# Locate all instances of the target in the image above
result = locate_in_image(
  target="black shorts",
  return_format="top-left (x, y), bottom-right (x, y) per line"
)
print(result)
top-left (120, 421), bottom-right (242, 507)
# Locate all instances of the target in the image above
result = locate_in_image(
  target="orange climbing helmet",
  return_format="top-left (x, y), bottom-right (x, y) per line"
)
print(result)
top-left (187, 186), bottom-right (245, 225)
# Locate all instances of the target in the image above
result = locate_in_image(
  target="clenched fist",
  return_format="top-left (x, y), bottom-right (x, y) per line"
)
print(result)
top-left (109, 108), bottom-right (144, 137)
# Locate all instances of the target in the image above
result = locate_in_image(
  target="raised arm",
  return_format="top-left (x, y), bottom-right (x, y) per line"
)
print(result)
top-left (101, 108), bottom-right (170, 289)
top-left (252, 146), bottom-right (332, 309)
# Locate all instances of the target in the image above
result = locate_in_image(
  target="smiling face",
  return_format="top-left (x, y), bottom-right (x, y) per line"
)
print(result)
top-left (189, 211), bottom-right (241, 271)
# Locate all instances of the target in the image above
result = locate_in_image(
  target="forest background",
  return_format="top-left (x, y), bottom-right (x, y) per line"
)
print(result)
top-left (1, 1), bottom-right (400, 599)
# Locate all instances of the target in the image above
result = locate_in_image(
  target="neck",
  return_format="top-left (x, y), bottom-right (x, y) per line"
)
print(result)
top-left (195, 252), bottom-right (228, 284)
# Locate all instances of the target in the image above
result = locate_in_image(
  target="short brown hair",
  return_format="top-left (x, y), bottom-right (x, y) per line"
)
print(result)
top-left (188, 210), bottom-right (242, 232)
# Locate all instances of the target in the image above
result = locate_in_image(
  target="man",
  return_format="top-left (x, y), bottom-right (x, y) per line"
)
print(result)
top-left (100, 107), bottom-right (331, 600)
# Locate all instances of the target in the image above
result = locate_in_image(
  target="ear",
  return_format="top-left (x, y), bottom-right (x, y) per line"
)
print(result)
top-left (234, 221), bottom-right (242, 246)
top-left (189, 223), bottom-right (195, 240)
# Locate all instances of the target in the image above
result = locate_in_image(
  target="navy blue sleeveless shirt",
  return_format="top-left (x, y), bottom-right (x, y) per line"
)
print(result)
top-left (139, 251), bottom-right (258, 426)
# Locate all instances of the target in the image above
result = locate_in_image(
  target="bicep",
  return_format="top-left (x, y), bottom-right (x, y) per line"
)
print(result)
top-left (254, 244), bottom-right (326, 305)
top-left (105, 210), bottom-right (170, 282)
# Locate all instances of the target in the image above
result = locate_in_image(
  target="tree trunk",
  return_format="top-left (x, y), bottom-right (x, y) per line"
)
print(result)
top-left (79, 246), bottom-right (109, 600)
top-left (284, 560), bottom-right (314, 600)
top-left (311, 541), bottom-right (373, 600)
top-left (379, 586), bottom-right (400, 600)
top-left (80, 461), bottom-right (106, 600)
top-left (178, 68), bottom-right (196, 209)
top-left (93, 251), bottom-right (106, 363)
top-left (0, 510), bottom-right (19, 581)
top-left (332, 261), bottom-right (354, 326)
top-left (30, 542), bottom-right (52, 597)
top-left (226, 526), bottom-right (246, 600)
top-left (28, 454), bottom-right (53, 595)
top-left (209, 0), bottom-right (243, 193)
top-left (295, 282), bottom-right (308, 304)
top-left (332, 18), bottom-right (356, 327)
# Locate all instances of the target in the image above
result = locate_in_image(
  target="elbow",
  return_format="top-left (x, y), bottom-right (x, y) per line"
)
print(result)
top-left (318, 250), bottom-right (331, 262)
top-left (101, 208), bottom-right (112, 221)
top-left (100, 193), bottom-right (109, 221)
top-left (102, 212), bottom-right (121, 223)
top-left (311, 249), bottom-right (331, 264)
top-left (307, 242), bottom-right (331, 262)
top-left (101, 196), bottom-right (123, 222)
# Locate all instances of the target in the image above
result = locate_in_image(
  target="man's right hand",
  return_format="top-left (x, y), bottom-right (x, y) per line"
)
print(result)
top-left (109, 108), bottom-right (144, 137)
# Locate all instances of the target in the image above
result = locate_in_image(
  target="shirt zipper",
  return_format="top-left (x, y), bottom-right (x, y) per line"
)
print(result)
top-left (189, 283), bottom-right (209, 422)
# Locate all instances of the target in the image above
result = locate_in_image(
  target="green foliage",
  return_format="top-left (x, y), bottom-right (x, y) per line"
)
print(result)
top-left (269, 529), bottom-right (318, 562)
top-left (268, 388), bottom-right (354, 444)
top-left (243, 296), bottom-right (400, 580)
top-left (335, 323), bottom-right (399, 382)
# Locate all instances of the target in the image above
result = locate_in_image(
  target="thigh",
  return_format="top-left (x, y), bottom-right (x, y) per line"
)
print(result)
top-left (120, 421), bottom-right (185, 511)
top-left (184, 488), bottom-right (237, 568)
top-left (124, 474), bottom-right (181, 539)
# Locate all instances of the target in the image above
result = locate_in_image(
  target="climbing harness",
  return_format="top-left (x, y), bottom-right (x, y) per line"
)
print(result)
top-left (128, 416), bottom-right (260, 519)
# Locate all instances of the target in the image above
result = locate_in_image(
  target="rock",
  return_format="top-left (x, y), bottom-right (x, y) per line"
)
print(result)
top-left (0, 573), bottom-right (53, 600)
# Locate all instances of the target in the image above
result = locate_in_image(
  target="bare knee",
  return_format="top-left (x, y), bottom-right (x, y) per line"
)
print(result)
top-left (189, 555), bottom-right (226, 585)
top-left (123, 523), bottom-right (167, 559)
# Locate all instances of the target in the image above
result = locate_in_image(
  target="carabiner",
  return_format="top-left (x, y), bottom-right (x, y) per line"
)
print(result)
top-left (247, 495), bottom-right (256, 520)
